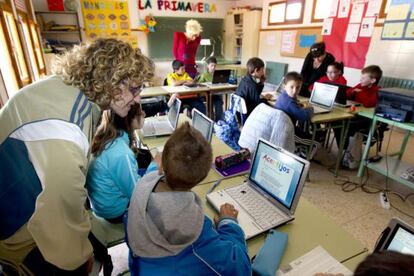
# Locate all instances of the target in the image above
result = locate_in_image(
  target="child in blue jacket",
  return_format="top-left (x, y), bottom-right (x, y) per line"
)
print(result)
top-left (87, 104), bottom-right (159, 223)
top-left (275, 71), bottom-right (313, 125)
top-left (126, 122), bottom-right (251, 276)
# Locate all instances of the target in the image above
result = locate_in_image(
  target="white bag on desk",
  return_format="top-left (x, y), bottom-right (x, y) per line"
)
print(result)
top-left (342, 132), bottom-right (363, 169)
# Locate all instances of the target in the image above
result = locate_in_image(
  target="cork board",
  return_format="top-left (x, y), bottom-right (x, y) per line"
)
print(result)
top-left (280, 28), bottom-right (322, 58)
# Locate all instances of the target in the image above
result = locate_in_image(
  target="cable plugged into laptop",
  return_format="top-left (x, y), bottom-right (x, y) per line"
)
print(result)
top-left (379, 191), bottom-right (391, 209)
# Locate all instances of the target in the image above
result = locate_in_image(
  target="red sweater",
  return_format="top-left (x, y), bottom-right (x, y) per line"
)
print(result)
top-left (308, 75), bottom-right (347, 91)
top-left (172, 32), bottom-right (201, 66)
top-left (346, 83), bottom-right (380, 107)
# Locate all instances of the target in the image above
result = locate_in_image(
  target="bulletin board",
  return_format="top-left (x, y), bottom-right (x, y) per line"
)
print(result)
top-left (382, 0), bottom-right (414, 40)
top-left (280, 28), bottom-right (322, 58)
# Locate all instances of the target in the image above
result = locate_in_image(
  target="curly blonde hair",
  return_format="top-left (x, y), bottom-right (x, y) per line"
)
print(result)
top-left (53, 38), bottom-right (154, 108)
top-left (185, 19), bottom-right (202, 37)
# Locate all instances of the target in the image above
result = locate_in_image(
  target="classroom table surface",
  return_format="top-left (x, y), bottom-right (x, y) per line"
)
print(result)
top-left (193, 176), bottom-right (368, 272)
top-left (136, 115), bottom-right (237, 185)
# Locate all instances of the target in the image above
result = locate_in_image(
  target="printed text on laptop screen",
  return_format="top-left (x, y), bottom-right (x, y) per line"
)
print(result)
top-left (387, 226), bottom-right (414, 255)
top-left (193, 112), bottom-right (211, 141)
top-left (250, 142), bottom-right (304, 209)
top-left (312, 83), bottom-right (338, 108)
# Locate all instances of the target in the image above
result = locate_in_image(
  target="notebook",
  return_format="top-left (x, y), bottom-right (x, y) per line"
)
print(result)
top-left (142, 98), bottom-right (181, 137)
top-left (192, 108), bottom-right (214, 143)
top-left (309, 82), bottom-right (339, 114)
top-left (207, 139), bottom-right (310, 239)
top-left (375, 218), bottom-right (414, 255)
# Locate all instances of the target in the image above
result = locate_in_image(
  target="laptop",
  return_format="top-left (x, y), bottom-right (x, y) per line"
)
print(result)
top-left (374, 218), bottom-right (414, 255)
top-left (142, 98), bottom-right (181, 137)
top-left (309, 82), bottom-right (339, 114)
top-left (204, 70), bottom-right (232, 86)
top-left (328, 83), bottom-right (361, 108)
top-left (207, 139), bottom-right (310, 239)
top-left (192, 108), bottom-right (214, 143)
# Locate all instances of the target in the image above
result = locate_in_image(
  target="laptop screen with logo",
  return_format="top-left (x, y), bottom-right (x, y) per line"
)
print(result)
top-left (310, 82), bottom-right (339, 108)
top-left (192, 109), bottom-right (213, 142)
top-left (249, 140), bottom-right (305, 209)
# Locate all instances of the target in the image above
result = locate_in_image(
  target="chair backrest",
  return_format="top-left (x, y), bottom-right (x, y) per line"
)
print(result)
top-left (238, 103), bottom-right (295, 154)
top-left (230, 94), bottom-right (248, 125)
top-left (163, 78), bottom-right (168, 86)
top-left (90, 212), bottom-right (125, 248)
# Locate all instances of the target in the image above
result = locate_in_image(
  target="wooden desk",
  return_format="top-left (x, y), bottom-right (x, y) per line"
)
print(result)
top-left (192, 177), bottom-right (368, 271)
top-left (141, 85), bottom-right (237, 119)
top-left (137, 115), bottom-right (238, 185)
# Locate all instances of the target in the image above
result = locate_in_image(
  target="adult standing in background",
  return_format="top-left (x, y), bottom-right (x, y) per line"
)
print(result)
top-left (0, 38), bottom-right (154, 275)
top-left (173, 19), bottom-right (202, 78)
top-left (300, 42), bottom-right (335, 97)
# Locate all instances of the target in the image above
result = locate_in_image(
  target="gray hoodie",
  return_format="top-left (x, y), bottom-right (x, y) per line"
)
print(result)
top-left (127, 171), bottom-right (205, 257)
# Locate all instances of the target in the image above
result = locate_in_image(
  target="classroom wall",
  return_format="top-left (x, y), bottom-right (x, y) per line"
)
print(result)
top-left (258, 0), bottom-right (414, 86)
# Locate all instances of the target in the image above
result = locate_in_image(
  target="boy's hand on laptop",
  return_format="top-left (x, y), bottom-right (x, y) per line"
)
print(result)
top-left (214, 203), bottom-right (239, 226)
top-left (167, 93), bottom-right (178, 107)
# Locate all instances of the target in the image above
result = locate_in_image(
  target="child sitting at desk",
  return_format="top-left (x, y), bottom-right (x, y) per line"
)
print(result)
top-left (309, 61), bottom-right (347, 92)
top-left (126, 122), bottom-right (251, 275)
top-left (275, 72), bottom-right (319, 158)
top-left (235, 57), bottom-right (271, 117)
top-left (87, 104), bottom-right (159, 223)
top-left (167, 59), bottom-right (206, 115)
top-left (197, 56), bottom-right (224, 121)
top-left (334, 65), bottom-right (383, 168)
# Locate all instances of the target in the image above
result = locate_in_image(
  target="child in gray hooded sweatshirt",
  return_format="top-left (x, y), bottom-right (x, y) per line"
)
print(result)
top-left (126, 122), bottom-right (251, 275)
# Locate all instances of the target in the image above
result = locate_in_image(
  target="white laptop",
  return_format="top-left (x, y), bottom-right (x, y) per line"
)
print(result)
top-left (142, 98), bottom-right (181, 137)
top-left (375, 218), bottom-right (414, 255)
top-left (192, 109), bottom-right (214, 143)
top-left (207, 139), bottom-right (310, 239)
top-left (309, 82), bottom-right (339, 114)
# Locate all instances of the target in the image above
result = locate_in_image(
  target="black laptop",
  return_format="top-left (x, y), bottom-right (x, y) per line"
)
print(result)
top-left (212, 69), bottom-right (231, 84)
top-left (328, 83), bottom-right (361, 107)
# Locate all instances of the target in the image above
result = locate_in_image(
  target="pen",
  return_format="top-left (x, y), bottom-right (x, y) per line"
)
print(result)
top-left (207, 179), bottom-right (223, 194)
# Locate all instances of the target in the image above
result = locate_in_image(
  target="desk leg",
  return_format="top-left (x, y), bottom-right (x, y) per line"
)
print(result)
top-left (398, 130), bottom-right (411, 160)
top-left (335, 119), bottom-right (350, 177)
top-left (206, 91), bottom-right (212, 119)
top-left (357, 117), bottom-right (377, 178)
top-left (306, 123), bottom-right (317, 161)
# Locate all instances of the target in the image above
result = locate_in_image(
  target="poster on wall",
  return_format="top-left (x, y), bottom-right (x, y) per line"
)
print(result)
top-left (322, 0), bottom-right (376, 69)
top-left (81, 0), bottom-right (134, 45)
top-left (281, 31), bottom-right (296, 53)
top-left (381, 0), bottom-right (414, 40)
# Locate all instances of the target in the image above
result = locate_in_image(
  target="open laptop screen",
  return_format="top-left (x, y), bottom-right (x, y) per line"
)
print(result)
top-left (385, 224), bottom-right (414, 255)
top-left (168, 98), bottom-right (181, 127)
top-left (192, 109), bottom-right (213, 142)
top-left (249, 140), bottom-right (305, 209)
top-left (310, 82), bottom-right (339, 108)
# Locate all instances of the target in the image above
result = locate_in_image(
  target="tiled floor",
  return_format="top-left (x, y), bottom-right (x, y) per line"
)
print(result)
top-left (107, 129), bottom-right (414, 275)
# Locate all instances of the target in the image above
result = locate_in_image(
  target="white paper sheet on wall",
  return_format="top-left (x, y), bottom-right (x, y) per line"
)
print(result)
top-left (350, 3), bottom-right (364, 23)
top-left (329, 0), bottom-right (339, 17)
top-left (322, 18), bottom-right (334, 36)
top-left (387, 4), bottom-right (410, 21)
top-left (266, 34), bottom-right (277, 46)
top-left (281, 31), bottom-right (296, 53)
top-left (366, 0), bottom-right (382, 17)
top-left (359, 17), bottom-right (376, 37)
top-left (338, 0), bottom-right (351, 18)
top-left (345, 23), bottom-right (360, 42)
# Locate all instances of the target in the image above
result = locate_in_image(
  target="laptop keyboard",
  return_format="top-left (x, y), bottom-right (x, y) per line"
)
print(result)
top-left (143, 122), bottom-right (156, 135)
top-left (313, 105), bottom-right (329, 114)
top-left (156, 122), bottom-right (173, 134)
top-left (226, 184), bottom-right (284, 230)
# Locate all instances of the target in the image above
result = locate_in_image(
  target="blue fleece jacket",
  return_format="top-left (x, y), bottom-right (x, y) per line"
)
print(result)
top-left (86, 131), bottom-right (157, 219)
top-left (275, 91), bottom-right (313, 125)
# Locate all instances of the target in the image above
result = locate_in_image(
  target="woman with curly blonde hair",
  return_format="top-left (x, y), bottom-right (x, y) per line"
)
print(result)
top-left (0, 38), bottom-right (154, 275)
top-left (173, 19), bottom-right (203, 78)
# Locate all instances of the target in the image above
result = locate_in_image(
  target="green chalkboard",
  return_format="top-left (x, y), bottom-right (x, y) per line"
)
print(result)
top-left (266, 61), bottom-right (288, 85)
top-left (147, 17), bottom-right (223, 60)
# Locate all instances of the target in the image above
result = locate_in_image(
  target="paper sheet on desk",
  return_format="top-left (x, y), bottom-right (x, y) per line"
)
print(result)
top-left (277, 246), bottom-right (352, 276)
